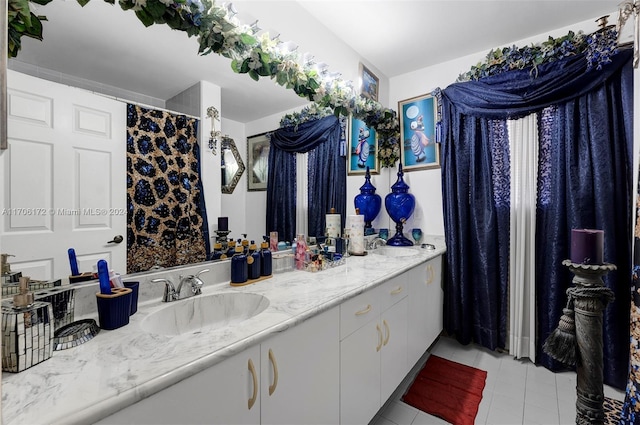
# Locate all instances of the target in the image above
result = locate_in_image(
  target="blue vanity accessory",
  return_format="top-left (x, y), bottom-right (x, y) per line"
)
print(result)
top-left (68, 248), bottom-right (79, 276)
top-left (260, 238), bottom-right (272, 276)
top-left (97, 260), bottom-right (112, 295)
top-left (384, 163), bottom-right (415, 246)
top-left (354, 166), bottom-right (382, 231)
top-left (248, 242), bottom-right (261, 280)
top-left (231, 247), bottom-right (248, 284)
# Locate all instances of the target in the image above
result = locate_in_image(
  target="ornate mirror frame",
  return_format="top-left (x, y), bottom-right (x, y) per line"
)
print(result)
top-left (221, 136), bottom-right (245, 194)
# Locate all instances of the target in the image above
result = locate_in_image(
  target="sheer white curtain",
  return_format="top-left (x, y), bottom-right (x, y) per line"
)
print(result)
top-left (508, 115), bottom-right (538, 361)
top-left (295, 152), bottom-right (309, 237)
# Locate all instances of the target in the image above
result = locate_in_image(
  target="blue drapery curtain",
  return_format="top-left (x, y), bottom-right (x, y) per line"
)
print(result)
top-left (266, 115), bottom-right (345, 242)
top-left (441, 48), bottom-right (633, 388)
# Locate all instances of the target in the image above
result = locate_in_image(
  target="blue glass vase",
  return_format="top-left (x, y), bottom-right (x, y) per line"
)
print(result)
top-left (384, 163), bottom-right (415, 246)
top-left (354, 166), bottom-right (382, 233)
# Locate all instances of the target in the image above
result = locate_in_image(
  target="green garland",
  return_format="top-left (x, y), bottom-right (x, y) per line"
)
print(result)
top-left (9, 0), bottom-right (620, 170)
top-left (9, 0), bottom-right (403, 167)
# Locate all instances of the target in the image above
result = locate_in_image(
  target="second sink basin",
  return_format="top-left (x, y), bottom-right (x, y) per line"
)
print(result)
top-left (141, 292), bottom-right (270, 336)
top-left (370, 247), bottom-right (418, 257)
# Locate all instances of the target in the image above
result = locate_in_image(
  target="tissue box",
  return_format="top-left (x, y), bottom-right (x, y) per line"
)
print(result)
top-left (1, 301), bottom-right (54, 372)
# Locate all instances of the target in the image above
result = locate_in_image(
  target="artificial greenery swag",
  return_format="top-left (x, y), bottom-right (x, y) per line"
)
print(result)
top-left (8, 0), bottom-right (620, 169)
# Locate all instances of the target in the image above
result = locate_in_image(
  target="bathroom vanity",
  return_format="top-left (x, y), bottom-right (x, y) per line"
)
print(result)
top-left (1, 237), bottom-right (445, 425)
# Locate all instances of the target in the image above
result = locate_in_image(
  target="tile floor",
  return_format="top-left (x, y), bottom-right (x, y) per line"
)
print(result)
top-left (370, 336), bottom-right (626, 425)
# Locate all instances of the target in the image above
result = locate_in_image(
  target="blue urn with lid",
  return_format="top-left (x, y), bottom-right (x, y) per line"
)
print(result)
top-left (354, 166), bottom-right (382, 233)
top-left (384, 163), bottom-right (415, 246)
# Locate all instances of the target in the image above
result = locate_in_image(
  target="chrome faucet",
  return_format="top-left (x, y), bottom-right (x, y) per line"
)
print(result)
top-left (151, 277), bottom-right (179, 302)
top-left (179, 269), bottom-right (210, 297)
top-left (367, 237), bottom-right (387, 250)
top-left (151, 269), bottom-right (210, 303)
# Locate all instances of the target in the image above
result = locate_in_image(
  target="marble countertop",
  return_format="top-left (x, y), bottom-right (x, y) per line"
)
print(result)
top-left (2, 236), bottom-right (445, 425)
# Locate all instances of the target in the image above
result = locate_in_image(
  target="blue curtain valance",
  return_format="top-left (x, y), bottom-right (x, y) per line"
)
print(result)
top-left (270, 115), bottom-right (341, 153)
top-left (441, 48), bottom-right (633, 119)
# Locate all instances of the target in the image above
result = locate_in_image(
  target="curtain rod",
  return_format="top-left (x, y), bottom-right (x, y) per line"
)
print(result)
top-left (94, 92), bottom-right (201, 120)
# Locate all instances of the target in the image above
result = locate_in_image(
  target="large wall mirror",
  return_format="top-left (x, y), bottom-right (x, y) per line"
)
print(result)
top-left (221, 136), bottom-right (245, 194)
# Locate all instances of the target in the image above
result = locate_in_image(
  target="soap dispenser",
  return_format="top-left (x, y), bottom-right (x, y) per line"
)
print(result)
top-left (260, 237), bottom-right (272, 276)
top-left (1, 254), bottom-right (22, 285)
top-left (230, 246), bottom-right (248, 284)
top-left (1, 276), bottom-right (54, 372)
top-left (247, 241), bottom-right (261, 280)
top-left (241, 235), bottom-right (250, 254)
top-left (226, 240), bottom-right (237, 258)
top-left (210, 242), bottom-right (225, 260)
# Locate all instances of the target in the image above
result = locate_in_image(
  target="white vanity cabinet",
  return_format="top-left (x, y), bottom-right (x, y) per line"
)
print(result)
top-left (339, 275), bottom-right (409, 425)
top-left (407, 256), bottom-right (444, 367)
top-left (259, 306), bottom-right (340, 425)
top-left (97, 344), bottom-right (262, 425)
top-left (98, 306), bottom-right (339, 425)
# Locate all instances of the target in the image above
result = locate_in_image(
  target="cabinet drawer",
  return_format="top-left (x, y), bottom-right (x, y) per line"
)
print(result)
top-left (379, 276), bottom-right (408, 312)
top-left (340, 288), bottom-right (380, 340)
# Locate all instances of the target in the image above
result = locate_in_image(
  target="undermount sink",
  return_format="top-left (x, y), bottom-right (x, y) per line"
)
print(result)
top-left (370, 247), bottom-right (418, 257)
top-left (141, 292), bottom-right (270, 336)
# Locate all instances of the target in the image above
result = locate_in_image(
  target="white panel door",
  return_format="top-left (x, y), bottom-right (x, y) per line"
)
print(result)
top-left (1, 70), bottom-right (126, 281)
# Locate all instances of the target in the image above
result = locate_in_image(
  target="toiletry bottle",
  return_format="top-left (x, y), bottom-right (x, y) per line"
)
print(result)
top-left (242, 237), bottom-right (250, 254)
top-left (247, 241), bottom-right (261, 280)
top-left (210, 243), bottom-right (224, 260)
top-left (1, 254), bottom-right (21, 284)
top-left (260, 237), bottom-right (272, 276)
top-left (295, 234), bottom-right (307, 270)
top-left (226, 240), bottom-right (237, 258)
top-left (231, 246), bottom-right (248, 284)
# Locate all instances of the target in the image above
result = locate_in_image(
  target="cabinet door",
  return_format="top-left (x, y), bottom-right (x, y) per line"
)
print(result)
top-left (260, 307), bottom-right (340, 425)
top-left (97, 345), bottom-right (261, 425)
top-left (340, 319), bottom-right (382, 425)
top-left (380, 296), bottom-right (409, 402)
top-left (407, 257), bottom-right (443, 367)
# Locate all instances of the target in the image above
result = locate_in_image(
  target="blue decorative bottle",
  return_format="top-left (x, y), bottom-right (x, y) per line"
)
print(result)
top-left (384, 163), bottom-right (415, 246)
top-left (354, 166), bottom-right (382, 234)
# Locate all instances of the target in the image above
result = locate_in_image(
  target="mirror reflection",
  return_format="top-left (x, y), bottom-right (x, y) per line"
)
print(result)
top-left (221, 136), bottom-right (245, 194)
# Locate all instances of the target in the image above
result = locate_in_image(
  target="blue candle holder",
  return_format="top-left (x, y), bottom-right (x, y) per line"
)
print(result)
top-left (354, 166), bottom-right (382, 232)
top-left (384, 163), bottom-right (415, 246)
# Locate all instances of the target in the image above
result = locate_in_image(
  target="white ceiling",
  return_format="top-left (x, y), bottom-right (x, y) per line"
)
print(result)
top-left (13, 0), bottom-right (619, 123)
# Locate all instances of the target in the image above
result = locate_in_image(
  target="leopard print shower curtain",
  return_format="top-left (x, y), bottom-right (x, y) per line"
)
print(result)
top-left (126, 104), bottom-right (209, 273)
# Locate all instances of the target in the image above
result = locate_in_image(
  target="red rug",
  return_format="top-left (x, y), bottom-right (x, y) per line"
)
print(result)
top-left (402, 355), bottom-right (487, 425)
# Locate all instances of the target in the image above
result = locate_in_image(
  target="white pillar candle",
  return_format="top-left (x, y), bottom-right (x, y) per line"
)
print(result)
top-left (348, 215), bottom-right (365, 255)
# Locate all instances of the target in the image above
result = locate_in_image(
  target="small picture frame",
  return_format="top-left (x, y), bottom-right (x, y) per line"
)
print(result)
top-left (398, 93), bottom-right (440, 171)
top-left (247, 132), bottom-right (270, 191)
top-left (359, 63), bottom-right (379, 102)
top-left (348, 116), bottom-right (378, 175)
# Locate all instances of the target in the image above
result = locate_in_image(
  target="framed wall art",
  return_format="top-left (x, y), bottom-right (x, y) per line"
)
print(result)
top-left (359, 63), bottom-right (379, 101)
top-left (398, 93), bottom-right (440, 171)
top-left (247, 132), bottom-right (270, 191)
top-left (348, 116), bottom-right (378, 175)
